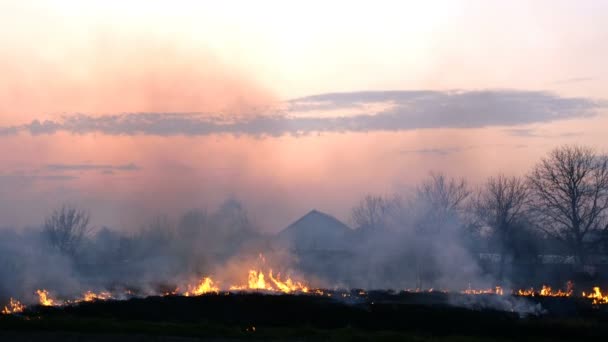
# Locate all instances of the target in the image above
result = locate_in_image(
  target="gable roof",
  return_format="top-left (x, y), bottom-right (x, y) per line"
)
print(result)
top-left (278, 209), bottom-right (353, 251)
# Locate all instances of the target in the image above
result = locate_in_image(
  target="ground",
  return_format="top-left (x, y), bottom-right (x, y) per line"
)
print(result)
top-left (2, 292), bottom-right (608, 341)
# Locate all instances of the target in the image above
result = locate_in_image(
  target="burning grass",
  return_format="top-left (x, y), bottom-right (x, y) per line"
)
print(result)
top-left (1, 253), bottom-right (607, 316)
top-left (3, 278), bottom-right (608, 317)
top-left (1, 298), bottom-right (25, 315)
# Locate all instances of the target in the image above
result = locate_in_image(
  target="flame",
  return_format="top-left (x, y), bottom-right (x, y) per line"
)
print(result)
top-left (269, 271), bottom-right (309, 293)
top-left (539, 285), bottom-right (572, 297)
top-left (36, 289), bottom-right (57, 306)
top-left (80, 290), bottom-right (114, 302)
top-left (1, 280), bottom-right (606, 314)
top-left (184, 277), bottom-right (219, 296)
top-left (227, 269), bottom-right (309, 293)
top-left (1, 298), bottom-right (26, 315)
top-left (583, 287), bottom-right (608, 305)
top-left (462, 285), bottom-right (503, 295)
top-left (516, 282), bottom-right (573, 297)
top-left (517, 288), bottom-right (535, 296)
top-left (248, 270), bottom-right (267, 290)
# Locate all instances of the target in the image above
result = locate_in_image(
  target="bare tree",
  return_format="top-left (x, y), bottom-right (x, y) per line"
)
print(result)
top-left (405, 173), bottom-right (471, 289)
top-left (413, 172), bottom-right (471, 234)
top-left (351, 194), bottom-right (396, 231)
top-left (473, 174), bottom-right (529, 279)
top-left (43, 205), bottom-right (91, 257)
top-left (528, 145), bottom-right (608, 266)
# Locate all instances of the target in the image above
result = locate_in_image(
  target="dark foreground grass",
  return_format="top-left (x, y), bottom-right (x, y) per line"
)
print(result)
top-left (1, 315), bottom-right (607, 341)
top-left (0, 316), bottom-right (594, 342)
top-left (1, 293), bottom-right (608, 341)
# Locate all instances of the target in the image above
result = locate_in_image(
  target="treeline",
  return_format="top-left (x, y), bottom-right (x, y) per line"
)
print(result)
top-left (0, 199), bottom-right (267, 301)
top-left (1, 144), bottom-right (607, 300)
top-left (346, 144), bottom-right (608, 286)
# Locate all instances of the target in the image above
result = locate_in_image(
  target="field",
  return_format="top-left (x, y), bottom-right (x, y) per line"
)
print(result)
top-left (2, 291), bottom-right (608, 341)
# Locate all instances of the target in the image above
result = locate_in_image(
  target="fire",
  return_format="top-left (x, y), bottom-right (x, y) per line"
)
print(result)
top-left (80, 290), bottom-right (114, 302)
top-left (462, 286), bottom-right (503, 295)
top-left (228, 269), bottom-right (309, 293)
top-left (2, 298), bottom-right (26, 315)
top-left (539, 285), bottom-right (572, 297)
top-left (248, 270), bottom-right (267, 290)
top-left (516, 282), bottom-right (573, 297)
top-left (583, 287), bottom-right (608, 305)
top-left (36, 289), bottom-right (57, 306)
top-left (517, 288), bottom-right (535, 296)
top-left (269, 271), bottom-right (309, 293)
top-left (184, 277), bottom-right (219, 296)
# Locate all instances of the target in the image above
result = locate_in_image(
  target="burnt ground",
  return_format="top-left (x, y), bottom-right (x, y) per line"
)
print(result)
top-left (2, 290), bottom-right (608, 341)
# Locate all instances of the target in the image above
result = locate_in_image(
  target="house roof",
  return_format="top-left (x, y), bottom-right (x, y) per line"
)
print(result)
top-left (278, 209), bottom-right (353, 251)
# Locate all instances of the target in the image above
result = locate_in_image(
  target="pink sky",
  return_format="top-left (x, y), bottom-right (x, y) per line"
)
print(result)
top-left (1, 1), bottom-right (607, 230)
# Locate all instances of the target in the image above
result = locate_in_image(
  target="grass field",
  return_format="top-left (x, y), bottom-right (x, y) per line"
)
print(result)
top-left (2, 292), bottom-right (608, 341)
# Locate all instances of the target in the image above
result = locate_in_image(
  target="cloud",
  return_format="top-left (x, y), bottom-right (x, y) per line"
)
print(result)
top-left (39, 175), bottom-right (80, 181)
top-left (400, 147), bottom-right (470, 156)
top-left (0, 172), bottom-right (78, 185)
top-left (505, 128), bottom-right (540, 137)
top-left (45, 163), bottom-right (140, 172)
top-left (552, 77), bottom-right (595, 85)
top-left (505, 128), bottom-right (584, 138)
top-left (0, 90), bottom-right (600, 137)
top-left (0, 126), bottom-right (19, 136)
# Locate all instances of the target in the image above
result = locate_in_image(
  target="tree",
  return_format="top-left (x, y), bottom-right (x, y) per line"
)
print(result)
top-left (404, 173), bottom-right (471, 289)
top-left (528, 145), bottom-right (608, 266)
top-left (351, 194), bottom-right (396, 231)
top-left (473, 174), bottom-right (529, 280)
top-left (413, 172), bottom-right (471, 234)
top-left (43, 205), bottom-right (91, 257)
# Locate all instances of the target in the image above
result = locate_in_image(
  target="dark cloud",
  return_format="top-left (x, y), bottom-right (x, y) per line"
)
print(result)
top-left (0, 90), bottom-right (600, 137)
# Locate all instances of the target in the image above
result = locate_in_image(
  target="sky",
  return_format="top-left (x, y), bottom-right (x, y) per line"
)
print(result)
top-left (0, 0), bottom-right (607, 231)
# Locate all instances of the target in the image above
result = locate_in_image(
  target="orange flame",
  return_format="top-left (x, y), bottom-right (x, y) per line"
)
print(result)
top-left (184, 277), bottom-right (219, 296)
top-left (583, 287), bottom-right (608, 305)
top-left (36, 289), bottom-right (57, 306)
top-left (80, 290), bottom-right (114, 302)
top-left (516, 282), bottom-right (573, 297)
top-left (228, 269), bottom-right (308, 293)
top-left (1, 298), bottom-right (26, 315)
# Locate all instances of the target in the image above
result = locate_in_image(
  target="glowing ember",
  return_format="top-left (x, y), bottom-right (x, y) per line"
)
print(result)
top-left (80, 290), bottom-right (114, 302)
top-left (1, 298), bottom-right (26, 315)
top-left (462, 286), bottom-right (503, 295)
top-left (517, 288), bottom-right (535, 296)
top-left (539, 285), bottom-right (572, 297)
top-left (516, 282), bottom-right (573, 297)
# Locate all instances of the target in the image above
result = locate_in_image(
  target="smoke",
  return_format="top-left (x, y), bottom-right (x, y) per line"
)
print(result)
top-left (0, 198), bottom-right (323, 304)
top-left (448, 294), bottom-right (545, 318)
